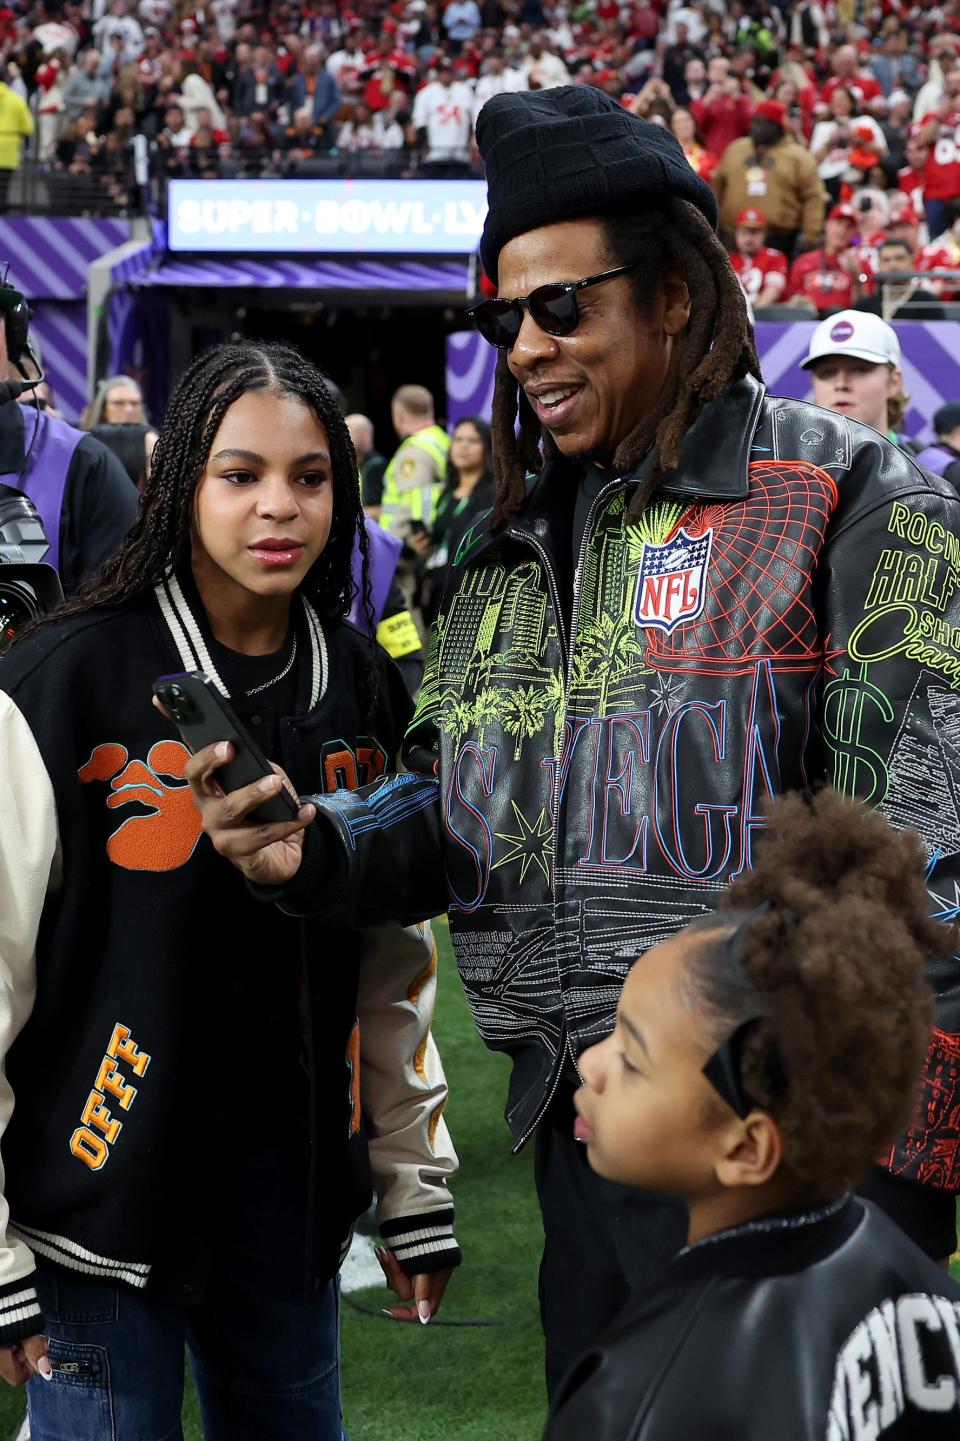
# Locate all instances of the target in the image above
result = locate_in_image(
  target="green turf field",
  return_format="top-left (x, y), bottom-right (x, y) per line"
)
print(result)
top-left (0, 918), bottom-right (548, 1439)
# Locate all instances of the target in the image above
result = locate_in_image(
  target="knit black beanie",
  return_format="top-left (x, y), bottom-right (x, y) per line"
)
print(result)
top-left (476, 86), bottom-right (719, 281)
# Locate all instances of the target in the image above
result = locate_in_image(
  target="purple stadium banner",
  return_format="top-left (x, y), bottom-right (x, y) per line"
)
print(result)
top-left (446, 321), bottom-right (960, 445)
top-left (0, 217), bottom-right (134, 424)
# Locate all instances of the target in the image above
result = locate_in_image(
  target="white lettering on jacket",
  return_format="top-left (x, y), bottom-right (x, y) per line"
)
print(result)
top-left (827, 1294), bottom-right (960, 1439)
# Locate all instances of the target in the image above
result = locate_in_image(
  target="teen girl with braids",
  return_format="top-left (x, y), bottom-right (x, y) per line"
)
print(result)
top-left (547, 790), bottom-right (960, 1440)
top-left (0, 341), bottom-right (460, 1438)
top-left (185, 88), bottom-right (960, 1389)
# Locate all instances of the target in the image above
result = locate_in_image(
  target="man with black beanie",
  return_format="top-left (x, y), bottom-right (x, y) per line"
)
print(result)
top-left (186, 86), bottom-right (960, 1395)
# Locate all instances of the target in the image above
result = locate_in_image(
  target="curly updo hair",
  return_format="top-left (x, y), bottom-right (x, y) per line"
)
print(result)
top-left (684, 789), bottom-right (951, 1196)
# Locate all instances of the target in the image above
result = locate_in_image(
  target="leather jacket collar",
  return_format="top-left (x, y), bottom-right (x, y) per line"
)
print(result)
top-left (498, 374), bottom-right (767, 557)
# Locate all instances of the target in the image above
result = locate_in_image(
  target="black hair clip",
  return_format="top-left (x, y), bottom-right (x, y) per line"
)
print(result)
top-left (702, 1017), bottom-right (763, 1120)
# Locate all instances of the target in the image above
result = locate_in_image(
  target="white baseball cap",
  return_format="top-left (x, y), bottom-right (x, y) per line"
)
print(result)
top-left (801, 310), bottom-right (901, 370)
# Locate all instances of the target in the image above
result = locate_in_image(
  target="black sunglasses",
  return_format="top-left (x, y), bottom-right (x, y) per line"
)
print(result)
top-left (466, 262), bottom-right (638, 349)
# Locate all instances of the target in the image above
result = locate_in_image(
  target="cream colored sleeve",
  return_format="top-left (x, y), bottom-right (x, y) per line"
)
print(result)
top-left (356, 921), bottom-right (459, 1229)
top-left (0, 691), bottom-right (60, 1333)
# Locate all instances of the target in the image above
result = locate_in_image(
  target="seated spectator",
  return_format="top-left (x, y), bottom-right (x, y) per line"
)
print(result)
top-left (855, 236), bottom-right (944, 321)
top-left (676, 56), bottom-right (707, 109)
top-left (472, 50), bottom-right (527, 120)
top-left (282, 109), bottom-right (332, 166)
top-left (914, 402), bottom-right (960, 479)
top-left (158, 103), bottom-right (193, 151)
top-left (178, 59), bottom-right (227, 131)
top-left (819, 42), bottom-right (883, 116)
top-left (443, 1), bottom-right (482, 56)
top-left (81, 374), bottom-right (146, 429)
top-left (626, 75), bottom-right (675, 124)
top-left (897, 132), bottom-right (929, 219)
top-left (728, 207), bottom-right (789, 308)
top-left (337, 102), bottom-right (404, 153)
top-left (286, 44), bottom-right (341, 129)
top-left (918, 198), bottom-right (960, 301)
top-left (689, 57), bottom-right (751, 155)
top-left (412, 58), bottom-right (473, 168)
top-left (880, 88), bottom-right (913, 169)
top-left (787, 204), bottom-right (875, 315)
top-left (89, 420), bottom-right (157, 491)
top-left (522, 34), bottom-right (570, 91)
top-left (669, 108), bottom-right (716, 181)
top-left (61, 47), bottom-right (110, 118)
top-left (915, 70), bottom-right (960, 240)
top-left (810, 87), bottom-right (887, 199)
top-left (53, 105), bottom-right (101, 173)
top-left (713, 100), bottom-right (826, 253)
top-left (661, 21), bottom-right (704, 102)
top-left (326, 27), bottom-right (368, 98)
top-left (769, 78), bottom-right (809, 144)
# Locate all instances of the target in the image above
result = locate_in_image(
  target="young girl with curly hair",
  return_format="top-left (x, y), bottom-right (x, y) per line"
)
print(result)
top-left (546, 789), bottom-right (960, 1441)
top-left (0, 342), bottom-right (459, 1439)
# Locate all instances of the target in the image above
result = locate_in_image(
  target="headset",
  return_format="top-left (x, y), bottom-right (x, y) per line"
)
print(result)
top-left (0, 267), bottom-right (45, 405)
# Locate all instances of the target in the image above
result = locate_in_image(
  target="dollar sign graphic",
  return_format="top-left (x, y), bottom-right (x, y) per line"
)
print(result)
top-left (822, 664), bottom-right (894, 806)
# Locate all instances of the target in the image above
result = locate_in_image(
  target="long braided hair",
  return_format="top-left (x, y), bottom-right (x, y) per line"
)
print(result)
top-left (490, 197), bottom-right (761, 529)
top-left (26, 341), bottom-right (374, 644)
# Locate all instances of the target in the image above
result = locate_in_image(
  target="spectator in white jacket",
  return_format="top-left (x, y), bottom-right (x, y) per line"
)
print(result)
top-left (412, 61), bottom-right (473, 163)
top-left (522, 35), bottom-right (571, 91)
top-left (473, 51), bottom-right (528, 122)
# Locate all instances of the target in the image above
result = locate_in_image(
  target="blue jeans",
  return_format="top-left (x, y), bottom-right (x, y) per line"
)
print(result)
top-left (925, 197), bottom-right (950, 240)
top-left (26, 1143), bottom-right (346, 1441)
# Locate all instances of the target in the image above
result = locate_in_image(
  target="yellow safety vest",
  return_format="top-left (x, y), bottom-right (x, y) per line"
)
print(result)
top-left (380, 424), bottom-right (450, 532)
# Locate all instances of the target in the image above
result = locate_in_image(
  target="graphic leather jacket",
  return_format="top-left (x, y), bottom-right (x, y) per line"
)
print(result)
top-left (288, 375), bottom-right (960, 1179)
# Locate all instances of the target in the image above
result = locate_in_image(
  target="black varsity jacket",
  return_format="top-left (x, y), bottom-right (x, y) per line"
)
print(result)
top-left (0, 574), bottom-right (460, 1344)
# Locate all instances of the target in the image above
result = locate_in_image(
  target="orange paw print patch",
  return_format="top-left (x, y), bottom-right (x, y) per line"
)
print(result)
top-left (79, 741), bottom-right (203, 872)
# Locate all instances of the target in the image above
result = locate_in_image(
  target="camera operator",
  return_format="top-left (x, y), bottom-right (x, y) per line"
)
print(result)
top-left (0, 277), bottom-right (138, 593)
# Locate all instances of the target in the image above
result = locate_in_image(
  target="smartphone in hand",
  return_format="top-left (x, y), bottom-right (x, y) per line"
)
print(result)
top-left (152, 671), bottom-right (300, 825)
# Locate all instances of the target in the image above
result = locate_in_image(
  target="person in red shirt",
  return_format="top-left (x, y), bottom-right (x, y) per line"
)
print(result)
top-left (689, 57), bottom-right (752, 157)
top-left (670, 107), bottom-right (716, 181)
top-left (918, 198), bottom-right (960, 301)
top-left (819, 44), bottom-right (883, 114)
top-left (786, 203), bottom-right (875, 315)
top-left (916, 70), bottom-right (960, 239)
top-left (897, 132), bottom-right (929, 218)
top-left (728, 207), bottom-right (789, 308)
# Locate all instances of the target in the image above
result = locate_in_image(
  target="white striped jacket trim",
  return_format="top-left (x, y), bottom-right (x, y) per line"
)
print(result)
top-left (10, 1224), bottom-right (151, 1290)
top-left (156, 574), bottom-right (328, 710)
top-left (0, 1288), bottom-right (40, 1323)
top-left (388, 1235), bottom-right (460, 1262)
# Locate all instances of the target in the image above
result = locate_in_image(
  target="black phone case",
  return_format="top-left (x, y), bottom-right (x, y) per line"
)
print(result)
top-left (152, 671), bottom-right (300, 825)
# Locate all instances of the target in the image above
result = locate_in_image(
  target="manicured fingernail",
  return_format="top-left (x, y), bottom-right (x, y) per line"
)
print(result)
top-left (38, 1356), bottom-right (52, 1379)
top-left (418, 1300), bottom-right (431, 1325)
top-left (298, 803), bottom-right (315, 820)
top-left (381, 1308), bottom-right (399, 1320)
top-left (259, 775), bottom-right (278, 793)
top-left (216, 742), bottom-right (229, 758)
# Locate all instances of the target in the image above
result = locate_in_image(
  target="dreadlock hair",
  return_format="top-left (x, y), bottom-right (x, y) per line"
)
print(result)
top-left (25, 340), bottom-right (373, 643)
top-left (489, 197), bottom-right (761, 530)
top-left (682, 789), bottom-right (948, 1197)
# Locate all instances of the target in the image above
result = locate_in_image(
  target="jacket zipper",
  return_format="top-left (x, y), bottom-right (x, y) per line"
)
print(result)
top-left (507, 476), bottom-right (624, 1152)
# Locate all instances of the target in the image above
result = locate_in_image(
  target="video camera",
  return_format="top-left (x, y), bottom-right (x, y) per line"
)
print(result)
top-left (0, 483), bottom-right (63, 655)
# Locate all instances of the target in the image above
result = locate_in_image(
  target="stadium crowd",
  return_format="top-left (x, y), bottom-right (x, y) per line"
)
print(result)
top-left (0, 1), bottom-right (957, 310)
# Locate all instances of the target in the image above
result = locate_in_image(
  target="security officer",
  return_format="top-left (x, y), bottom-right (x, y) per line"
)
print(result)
top-left (379, 384), bottom-right (450, 538)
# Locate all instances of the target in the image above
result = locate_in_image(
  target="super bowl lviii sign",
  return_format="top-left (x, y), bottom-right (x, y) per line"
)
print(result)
top-left (167, 179), bottom-right (488, 255)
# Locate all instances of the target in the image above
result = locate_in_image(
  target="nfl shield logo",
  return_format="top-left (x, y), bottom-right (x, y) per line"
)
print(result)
top-left (635, 527), bottom-right (713, 635)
